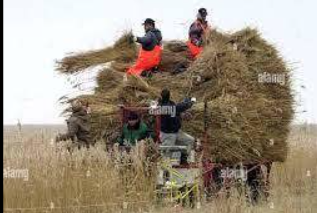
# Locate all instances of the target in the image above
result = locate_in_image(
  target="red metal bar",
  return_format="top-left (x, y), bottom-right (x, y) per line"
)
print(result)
top-left (119, 105), bottom-right (161, 144)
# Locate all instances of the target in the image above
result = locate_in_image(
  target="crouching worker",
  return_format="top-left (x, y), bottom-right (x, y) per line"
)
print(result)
top-left (56, 100), bottom-right (91, 151)
top-left (187, 8), bottom-right (211, 58)
top-left (117, 112), bottom-right (153, 149)
top-left (127, 18), bottom-right (162, 77)
top-left (158, 89), bottom-right (197, 158)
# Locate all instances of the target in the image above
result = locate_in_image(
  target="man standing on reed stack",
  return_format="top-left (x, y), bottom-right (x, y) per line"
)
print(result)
top-left (127, 18), bottom-right (163, 76)
top-left (187, 8), bottom-right (211, 58)
top-left (56, 100), bottom-right (92, 151)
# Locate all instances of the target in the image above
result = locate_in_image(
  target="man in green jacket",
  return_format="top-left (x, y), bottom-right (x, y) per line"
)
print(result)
top-left (118, 112), bottom-right (152, 147)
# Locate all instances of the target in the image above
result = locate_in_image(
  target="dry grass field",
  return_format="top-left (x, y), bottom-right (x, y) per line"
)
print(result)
top-left (3, 124), bottom-right (317, 213)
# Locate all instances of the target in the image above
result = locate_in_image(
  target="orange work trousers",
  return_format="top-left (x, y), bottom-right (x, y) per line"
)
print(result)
top-left (127, 45), bottom-right (162, 76)
top-left (187, 41), bottom-right (203, 59)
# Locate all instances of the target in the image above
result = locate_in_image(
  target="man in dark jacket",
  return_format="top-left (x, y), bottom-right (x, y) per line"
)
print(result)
top-left (158, 89), bottom-right (196, 154)
top-left (127, 18), bottom-right (163, 76)
top-left (187, 8), bottom-right (211, 58)
top-left (56, 100), bottom-right (91, 150)
top-left (117, 112), bottom-right (152, 147)
top-left (135, 18), bottom-right (162, 51)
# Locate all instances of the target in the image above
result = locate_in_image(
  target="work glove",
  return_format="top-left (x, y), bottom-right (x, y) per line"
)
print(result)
top-left (149, 100), bottom-right (158, 109)
top-left (184, 97), bottom-right (196, 103)
top-left (129, 34), bottom-right (137, 43)
top-left (194, 40), bottom-right (203, 47)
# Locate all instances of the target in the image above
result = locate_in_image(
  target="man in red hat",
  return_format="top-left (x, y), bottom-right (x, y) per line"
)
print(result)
top-left (187, 8), bottom-right (211, 58)
top-left (127, 18), bottom-right (163, 76)
top-left (117, 112), bottom-right (151, 147)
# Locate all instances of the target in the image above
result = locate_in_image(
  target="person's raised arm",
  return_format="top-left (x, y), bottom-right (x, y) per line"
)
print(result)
top-left (176, 98), bottom-right (195, 113)
top-left (136, 32), bottom-right (153, 46)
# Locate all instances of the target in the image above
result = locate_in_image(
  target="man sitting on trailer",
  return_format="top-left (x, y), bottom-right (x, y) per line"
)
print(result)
top-left (127, 18), bottom-right (162, 77)
top-left (117, 112), bottom-right (153, 147)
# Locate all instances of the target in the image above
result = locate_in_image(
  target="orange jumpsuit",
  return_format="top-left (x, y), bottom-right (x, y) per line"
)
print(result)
top-left (187, 20), bottom-right (210, 58)
top-left (127, 45), bottom-right (162, 76)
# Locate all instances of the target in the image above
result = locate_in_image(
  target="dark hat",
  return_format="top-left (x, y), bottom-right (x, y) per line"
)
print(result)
top-left (127, 112), bottom-right (139, 120)
top-left (142, 18), bottom-right (155, 25)
top-left (198, 8), bottom-right (208, 16)
top-left (161, 88), bottom-right (171, 103)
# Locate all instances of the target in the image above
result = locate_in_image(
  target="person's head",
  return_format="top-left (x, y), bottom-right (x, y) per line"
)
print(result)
top-left (143, 18), bottom-right (155, 32)
top-left (71, 100), bottom-right (83, 112)
top-left (161, 88), bottom-right (171, 103)
top-left (197, 8), bottom-right (208, 22)
top-left (81, 101), bottom-right (91, 113)
top-left (127, 112), bottom-right (139, 127)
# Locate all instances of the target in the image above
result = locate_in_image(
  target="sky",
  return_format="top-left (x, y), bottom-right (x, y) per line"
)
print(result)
top-left (3, 0), bottom-right (317, 124)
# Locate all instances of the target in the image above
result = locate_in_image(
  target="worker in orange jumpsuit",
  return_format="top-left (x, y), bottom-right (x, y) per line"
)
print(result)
top-left (187, 8), bottom-right (211, 58)
top-left (127, 18), bottom-right (162, 76)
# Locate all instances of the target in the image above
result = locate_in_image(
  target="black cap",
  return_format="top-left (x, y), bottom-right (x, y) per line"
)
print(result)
top-left (198, 8), bottom-right (208, 16)
top-left (161, 88), bottom-right (170, 103)
top-left (142, 18), bottom-right (155, 25)
top-left (127, 112), bottom-right (139, 120)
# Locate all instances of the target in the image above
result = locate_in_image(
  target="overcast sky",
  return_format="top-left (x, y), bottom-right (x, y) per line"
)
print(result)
top-left (4, 0), bottom-right (317, 124)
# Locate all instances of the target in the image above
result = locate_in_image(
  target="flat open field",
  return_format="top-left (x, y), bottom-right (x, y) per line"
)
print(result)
top-left (3, 124), bottom-right (317, 213)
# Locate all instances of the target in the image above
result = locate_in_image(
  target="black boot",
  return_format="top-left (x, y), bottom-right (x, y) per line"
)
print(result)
top-left (140, 70), bottom-right (153, 78)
